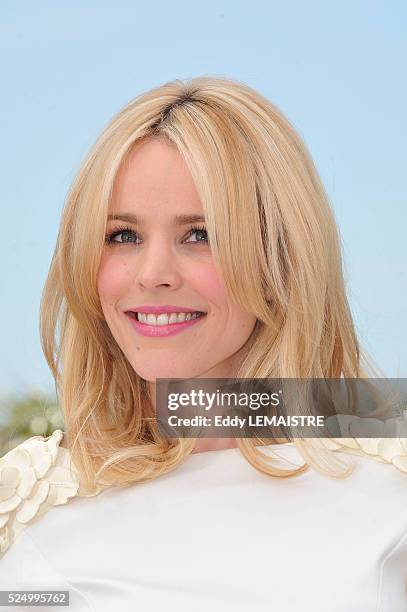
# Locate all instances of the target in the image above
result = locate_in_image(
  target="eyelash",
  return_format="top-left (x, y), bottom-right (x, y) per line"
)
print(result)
top-left (104, 224), bottom-right (209, 246)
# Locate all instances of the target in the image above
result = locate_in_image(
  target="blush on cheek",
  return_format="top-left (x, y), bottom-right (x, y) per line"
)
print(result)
top-left (97, 257), bottom-right (133, 303)
top-left (192, 264), bottom-right (229, 303)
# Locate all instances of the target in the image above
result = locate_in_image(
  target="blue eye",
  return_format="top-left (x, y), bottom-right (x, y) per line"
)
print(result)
top-left (105, 226), bottom-right (140, 245)
top-left (184, 226), bottom-right (209, 244)
top-left (104, 225), bottom-right (209, 246)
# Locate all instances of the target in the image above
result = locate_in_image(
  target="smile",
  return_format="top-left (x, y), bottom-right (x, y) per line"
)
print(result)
top-left (126, 311), bottom-right (207, 337)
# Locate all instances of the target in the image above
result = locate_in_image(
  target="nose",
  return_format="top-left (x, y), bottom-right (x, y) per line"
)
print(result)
top-left (135, 240), bottom-right (183, 291)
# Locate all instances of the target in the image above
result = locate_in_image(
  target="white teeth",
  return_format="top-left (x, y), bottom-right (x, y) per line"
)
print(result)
top-left (147, 313), bottom-right (166, 325)
top-left (136, 311), bottom-right (202, 325)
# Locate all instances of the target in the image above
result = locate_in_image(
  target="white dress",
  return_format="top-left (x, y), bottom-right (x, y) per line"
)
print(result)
top-left (1, 429), bottom-right (407, 612)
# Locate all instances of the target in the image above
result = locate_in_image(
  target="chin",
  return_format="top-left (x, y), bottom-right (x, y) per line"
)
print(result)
top-left (130, 363), bottom-right (200, 382)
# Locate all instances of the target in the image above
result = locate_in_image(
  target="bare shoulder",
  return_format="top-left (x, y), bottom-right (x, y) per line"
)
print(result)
top-left (0, 429), bottom-right (93, 560)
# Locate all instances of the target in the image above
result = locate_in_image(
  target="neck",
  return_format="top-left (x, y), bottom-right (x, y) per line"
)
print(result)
top-left (191, 437), bottom-right (238, 454)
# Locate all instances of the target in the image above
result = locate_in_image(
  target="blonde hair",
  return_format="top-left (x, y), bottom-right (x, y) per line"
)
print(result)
top-left (40, 75), bottom-right (382, 493)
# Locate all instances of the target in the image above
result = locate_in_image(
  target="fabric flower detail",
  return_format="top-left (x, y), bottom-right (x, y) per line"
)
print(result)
top-left (0, 430), bottom-right (82, 558)
top-left (321, 414), bottom-right (407, 472)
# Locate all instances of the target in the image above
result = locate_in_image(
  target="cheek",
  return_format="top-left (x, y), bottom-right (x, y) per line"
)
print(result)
top-left (97, 254), bottom-right (132, 304)
top-left (196, 264), bottom-right (256, 332)
top-left (190, 261), bottom-right (229, 304)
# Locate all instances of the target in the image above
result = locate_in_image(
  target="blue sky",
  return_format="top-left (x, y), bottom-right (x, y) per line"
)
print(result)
top-left (0, 0), bottom-right (406, 397)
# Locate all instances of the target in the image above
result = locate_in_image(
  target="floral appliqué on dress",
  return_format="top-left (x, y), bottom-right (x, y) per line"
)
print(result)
top-left (0, 430), bottom-right (99, 559)
top-left (1, 422), bottom-right (407, 560)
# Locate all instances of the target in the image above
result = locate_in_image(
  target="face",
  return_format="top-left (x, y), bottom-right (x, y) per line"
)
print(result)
top-left (97, 137), bottom-right (257, 384)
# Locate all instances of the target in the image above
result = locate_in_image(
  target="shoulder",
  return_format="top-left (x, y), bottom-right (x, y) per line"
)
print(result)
top-left (313, 415), bottom-right (407, 474)
top-left (0, 429), bottom-right (98, 560)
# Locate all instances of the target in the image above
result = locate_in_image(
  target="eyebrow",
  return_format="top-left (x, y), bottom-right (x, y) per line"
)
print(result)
top-left (107, 213), bottom-right (206, 225)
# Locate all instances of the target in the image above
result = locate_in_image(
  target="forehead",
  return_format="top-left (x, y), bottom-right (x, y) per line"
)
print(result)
top-left (110, 137), bottom-right (203, 216)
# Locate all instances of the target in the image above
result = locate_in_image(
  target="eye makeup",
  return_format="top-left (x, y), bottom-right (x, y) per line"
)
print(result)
top-left (104, 224), bottom-right (209, 246)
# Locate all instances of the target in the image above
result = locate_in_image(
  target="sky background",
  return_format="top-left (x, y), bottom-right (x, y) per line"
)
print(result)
top-left (0, 0), bottom-right (406, 400)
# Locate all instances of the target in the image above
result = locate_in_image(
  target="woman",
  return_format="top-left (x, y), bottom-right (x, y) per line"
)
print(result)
top-left (1, 76), bottom-right (406, 611)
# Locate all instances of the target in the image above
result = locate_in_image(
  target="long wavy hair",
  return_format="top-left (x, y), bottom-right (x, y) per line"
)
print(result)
top-left (40, 75), bottom-right (381, 493)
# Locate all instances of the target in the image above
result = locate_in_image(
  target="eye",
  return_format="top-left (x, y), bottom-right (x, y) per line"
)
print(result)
top-left (105, 226), bottom-right (140, 245)
top-left (104, 224), bottom-right (209, 246)
top-left (184, 225), bottom-right (209, 244)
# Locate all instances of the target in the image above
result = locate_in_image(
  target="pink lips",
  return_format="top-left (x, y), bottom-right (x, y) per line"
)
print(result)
top-left (126, 312), bottom-right (206, 337)
top-left (127, 305), bottom-right (204, 315)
